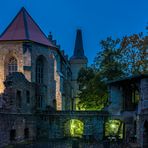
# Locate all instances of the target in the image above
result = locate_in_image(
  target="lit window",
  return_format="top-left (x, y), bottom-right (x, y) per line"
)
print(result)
top-left (105, 119), bottom-right (124, 139)
top-left (8, 57), bottom-right (17, 74)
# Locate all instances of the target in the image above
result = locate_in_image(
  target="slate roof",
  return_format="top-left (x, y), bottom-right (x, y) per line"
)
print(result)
top-left (70, 29), bottom-right (87, 60)
top-left (0, 7), bottom-right (55, 47)
top-left (107, 74), bottom-right (148, 84)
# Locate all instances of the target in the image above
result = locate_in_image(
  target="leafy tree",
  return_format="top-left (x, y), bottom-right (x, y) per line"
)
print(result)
top-left (120, 33), bottom-right (148, 74)
top-left (94, 37), bottom-right (125, 81)
top-left (77, 68), bottom-right (108, 110)
top-left (76, 33), bottom-right (148, 110)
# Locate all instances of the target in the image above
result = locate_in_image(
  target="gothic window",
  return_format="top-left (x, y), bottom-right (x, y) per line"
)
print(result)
top-left (36, 57), bottom-right (44, 84)
top-left (37, 96), bottom-right (43, 108)
top-left (16, 90), bottom-right (21, 108)
top-left (53, 99), bottom-right (56, 109)
top-left (26, 91), bottom-right (30, 104)
top-left (8, 57), bottom-right (17, 75)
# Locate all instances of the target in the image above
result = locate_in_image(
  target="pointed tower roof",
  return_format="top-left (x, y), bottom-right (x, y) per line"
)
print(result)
top-left (70, 29), bottom-right (87, 60)
top-left (0, 7), bottom-right (55, 47)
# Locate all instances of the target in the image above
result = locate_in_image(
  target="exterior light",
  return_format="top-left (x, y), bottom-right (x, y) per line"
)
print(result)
top-left (110, 123), bottom-right (116, 129)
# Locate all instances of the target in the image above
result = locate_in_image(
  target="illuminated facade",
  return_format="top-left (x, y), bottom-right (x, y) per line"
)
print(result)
top-left (0, 7), bottom-right (147, 148)
top-left (0, 7), bottom-right (89, 147)
top-left (0, 7), bottom-right (87, 111)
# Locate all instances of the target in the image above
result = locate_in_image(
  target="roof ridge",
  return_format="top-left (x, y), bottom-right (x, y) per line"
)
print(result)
top-left (22, 8), bottom-right (29, 39)
top-left (22, 7), bottom-right (51, 44)
top-left (0, 7), bottom-right (56, 48)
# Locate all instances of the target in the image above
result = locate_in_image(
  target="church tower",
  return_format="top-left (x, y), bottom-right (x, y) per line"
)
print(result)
top-left (70, 29), bottom-right (88, 104)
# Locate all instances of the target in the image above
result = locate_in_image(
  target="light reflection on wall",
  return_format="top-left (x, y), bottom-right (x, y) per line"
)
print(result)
top-left (105, 119), bottom-right (123, 139)
top-left (64, 119), bottom-right (84, 138)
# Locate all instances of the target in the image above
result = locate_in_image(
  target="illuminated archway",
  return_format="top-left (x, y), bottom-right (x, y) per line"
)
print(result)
top-left (64, 119), bottom-right (84, 138)
top-left (105, 119), bottom-right (124, 139)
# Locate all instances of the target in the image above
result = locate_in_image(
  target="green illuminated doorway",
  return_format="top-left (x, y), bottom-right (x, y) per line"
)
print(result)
top-left (105, 119), bottom-right (124, 139)
top-left (64, 119), bottom-right (84, 138)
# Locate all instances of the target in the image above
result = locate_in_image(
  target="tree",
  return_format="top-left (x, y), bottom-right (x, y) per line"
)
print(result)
top-left (77, 32), bottom-right (148, 110)
top-left (120, 33), bottom-right (148, 75)
top-left (77, 67), bottom-right (108, 110)
top-left (94, 37), bottom-right (125, 81)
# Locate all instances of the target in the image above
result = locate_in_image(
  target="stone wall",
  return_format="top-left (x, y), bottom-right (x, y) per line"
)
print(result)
top-left (0, 42), bottom-right (24, 93)
top-left (0, 113), bottom-right (36, 147)
top-left (37, 111), bottom-right (108, 140)
top-left (1, 72), bottom-right (35, 113)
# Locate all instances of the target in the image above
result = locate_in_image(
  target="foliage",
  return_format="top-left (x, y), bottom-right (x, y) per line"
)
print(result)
top-left (105, 120), bottom-right (123, 139)
top-left (77, 67), bottom-right (108, 110)
top-left (77, 32), bottom-right (148, 110)
top-left (94, 37), bottom-right (125, 81)
top-left (64, 119), bottom-right (84, 138)
top-left (120, 33), bottom-right (148, 74)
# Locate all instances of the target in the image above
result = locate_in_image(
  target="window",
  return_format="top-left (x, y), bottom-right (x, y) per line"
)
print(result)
top-left (24, 128), bottom-right (29, 139)
top-left (105, 120), bottom-right (124, 139)
top-left (10, 129), bottom-right (16, 141)
top-left (36, 57), bottom-right (44, 84)
top-left (53, 99), bottom-right (56, 109)
top-left (26, 91), bottom-right (30, 104)
top-left (132, 90), bottom-right (140, 104)
top-left (16, 90), bottom-right (21, 108)
top-left (8, 57), bottom-right (17, 75)
top-left (37, 96), bottom-right (43, 108)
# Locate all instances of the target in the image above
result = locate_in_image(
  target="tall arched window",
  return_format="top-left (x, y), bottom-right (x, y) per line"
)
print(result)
top-left (36, 57), bottom-right (44, 83)
top-left (8, 57), bottom-right (17, 75)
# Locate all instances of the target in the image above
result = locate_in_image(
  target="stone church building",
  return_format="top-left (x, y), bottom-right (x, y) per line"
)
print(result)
top-left (0, 7), bottom-right (88, 146)
top-left (0, 7), bottom-right (87, 112)
top-left (0, 7), bottom-right (148, 148)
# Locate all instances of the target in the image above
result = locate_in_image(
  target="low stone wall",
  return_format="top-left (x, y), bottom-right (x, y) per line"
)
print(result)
top-left (0, 113), bottom-right (36, 147)
top-left (37, 111), bottom-right (108, 140)
top-left (0, 111), bottom-right (109, 147)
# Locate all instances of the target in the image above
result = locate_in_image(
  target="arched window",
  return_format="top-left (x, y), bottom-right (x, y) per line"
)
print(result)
top-left (36, 57), bottom-right (44, 83)
top-left (10, 129), bottom-right (16, 141)
top-left (8, 57), bottom-right (17, 75)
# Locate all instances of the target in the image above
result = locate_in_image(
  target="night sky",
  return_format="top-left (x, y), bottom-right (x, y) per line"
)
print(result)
top-left (0, 0), bottom-right (148, 64)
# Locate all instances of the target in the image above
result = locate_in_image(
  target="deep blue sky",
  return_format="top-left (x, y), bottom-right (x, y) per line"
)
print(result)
top-left (0, 0), bottom-right (148, 64)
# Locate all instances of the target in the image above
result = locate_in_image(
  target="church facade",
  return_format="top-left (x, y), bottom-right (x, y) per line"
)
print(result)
top-left (1, 7), bottom-right (147, 148)
top-left (0, 8), bottom-right (88, 146)
top-left (0, 7), bottom-right (87, 112)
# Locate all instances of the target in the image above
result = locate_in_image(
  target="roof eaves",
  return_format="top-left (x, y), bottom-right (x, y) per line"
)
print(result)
top-left (107, 74), bottom-right (148, 84)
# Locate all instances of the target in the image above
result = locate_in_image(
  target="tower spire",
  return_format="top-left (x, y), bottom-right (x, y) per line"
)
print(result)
top-left (71, 29), bottom-right (87, 60)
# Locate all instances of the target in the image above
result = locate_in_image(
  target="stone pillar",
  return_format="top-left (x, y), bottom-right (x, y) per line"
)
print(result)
top-left (83, 119), bottom-right (93, 139)
top-left (93, 117), bottom-right (104, 140)
top-left (139, 78), bottom-right (148, 112)
top-left (108, 85), bottom-right (123, 115)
